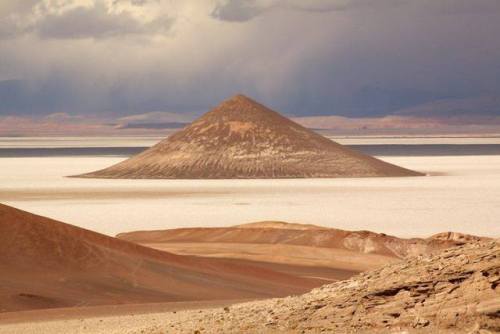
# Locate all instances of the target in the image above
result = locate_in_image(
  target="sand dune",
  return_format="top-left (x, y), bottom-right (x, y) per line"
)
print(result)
top-left (0, 204), bottom-right (320, 313)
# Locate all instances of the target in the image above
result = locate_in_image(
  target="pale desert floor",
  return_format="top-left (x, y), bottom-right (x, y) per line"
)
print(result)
top-left (0, 152), bottom-right (499, 238)
top-left (0, 300), bottom-right (244, 334)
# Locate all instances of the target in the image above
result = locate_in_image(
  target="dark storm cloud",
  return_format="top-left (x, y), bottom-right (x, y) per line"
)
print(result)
top-left (211, 0), bottom-right (500, 22)
top-left (0, 78), bottom-right (79, 115)
top-left (211, 0), bottom-right (264, 22)
top-left (209, 0), bottom-right (347, 22)
top-left (210, 0), bottom-right (404, 22)
top-left (0, 0), bottom-right (499, 118)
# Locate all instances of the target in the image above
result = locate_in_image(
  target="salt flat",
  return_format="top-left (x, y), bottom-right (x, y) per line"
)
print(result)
top-left (0, 138), bottom-right (499, 238)
top-left (3, 135), bottom-right (500, 148)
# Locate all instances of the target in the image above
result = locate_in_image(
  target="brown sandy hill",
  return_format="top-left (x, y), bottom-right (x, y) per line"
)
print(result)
top-left (233, 221), bottom-right (327, 230)
top-left (0, 204), bottom-right (320, 313)
top-left (77, 94), bottom-right (422, 179)
top-left (118, 221), bottom-right (483, 259)
top-left (139, 239), bottom-right (500, 334)
top-left (117, 222), bottom-right (486, 282)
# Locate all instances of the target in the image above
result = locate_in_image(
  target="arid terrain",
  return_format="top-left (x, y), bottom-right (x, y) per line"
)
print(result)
top-left (78, 95), bottom-right (421, 179)
top-left (2, 1), bottom-right (500, 332)
top-left (138, 239), bottom-right (500, 334)
top-left (117, 221), bottom-right (486, 280)
top-left (0, 204), bottom-right (320, 313)
top-left (0, 136), bottom-right (499, 334)
top-left (4, 201), bottom-right (481, 315)
top-left (1, 239), bottom-right (497, 334)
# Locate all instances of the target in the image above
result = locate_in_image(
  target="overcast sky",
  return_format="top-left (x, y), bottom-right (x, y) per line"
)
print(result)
top-left (1, 0), bottom-right (499, 117)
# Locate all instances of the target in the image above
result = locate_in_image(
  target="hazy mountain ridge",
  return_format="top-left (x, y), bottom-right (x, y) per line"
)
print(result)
top-left (2, 94), bottom-right (500, 136)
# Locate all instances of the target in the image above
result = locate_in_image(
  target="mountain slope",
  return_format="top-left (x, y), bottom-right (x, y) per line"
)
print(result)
top-left (117, 222), bottom-right (486, 283)
top-left (0, 204), bottom-right (319, 313)
top-left (140, 239), bottom-right (500, 333)
top-left (118, 221), bottom-right (483, 259)
top-left (77, 94), bottom-right (421, 179)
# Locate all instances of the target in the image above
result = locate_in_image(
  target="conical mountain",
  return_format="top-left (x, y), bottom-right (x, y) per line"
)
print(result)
top-left (79, 95), bottom-right (422, 179)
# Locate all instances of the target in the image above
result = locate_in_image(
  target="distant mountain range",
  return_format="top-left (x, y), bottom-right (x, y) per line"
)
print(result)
top-left (116, 122), bottom-right (189, 129)
top-left (0, 95), bottom-right (499, 136)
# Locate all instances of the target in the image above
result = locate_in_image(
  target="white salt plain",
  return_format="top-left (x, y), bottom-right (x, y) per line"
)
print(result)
top-left (2, 135), bottom-right (500, 147)
top-left (0, 137), bottom-right (499, 238)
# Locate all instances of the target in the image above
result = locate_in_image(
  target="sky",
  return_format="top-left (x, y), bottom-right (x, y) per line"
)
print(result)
top-left (0, 0), bottom-right (500, 118)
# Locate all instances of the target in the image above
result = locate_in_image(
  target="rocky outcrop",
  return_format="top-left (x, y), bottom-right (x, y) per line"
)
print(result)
top-left (141, 240), bottom-right (500, 333)
top-left (430, 231), bottom-right (486, 244)
top-left (77, 94), bottom-right (422, 179)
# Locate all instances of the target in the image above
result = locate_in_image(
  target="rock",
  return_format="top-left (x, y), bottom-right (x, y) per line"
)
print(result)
top-left (149, 240), bottom-right (500, 333)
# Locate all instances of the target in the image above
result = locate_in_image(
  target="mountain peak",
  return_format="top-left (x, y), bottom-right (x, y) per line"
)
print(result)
top-left (226, 93), bottom-right (254, 103)
top-left (205, 94), bottom-right (279, 120)
top-left (77, 95), bottom-right (422, 179)
top-left (212, 94), bottom-right (259, 111)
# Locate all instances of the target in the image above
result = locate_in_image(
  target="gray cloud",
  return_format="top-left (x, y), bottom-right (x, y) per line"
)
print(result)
top-left (0, 16), bottom-right (29, 39)
top-left (112, 0), bottom-right (159, 7)
top-left (0, 78), bottom-right (80, 115)
top-left (0, 0), bottom-right (39, 17)
top-left (0, 1), bottom-right (172, 40)
top-left (37, 3), bottom-right (172, 39)
top-left (0, 0), bottom-right (499, 118)
top-left (0, 0), bottom-right (38, 39)
top-left (211, 0), bottom-right (500, 22)
top-left (211, 0), bottom-right (266, 22)
top-left (210, 0), bottom-right (404, 22)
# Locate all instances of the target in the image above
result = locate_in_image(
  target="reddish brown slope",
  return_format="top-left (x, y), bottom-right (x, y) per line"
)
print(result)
top-left (77, 94), bottom-right (422, 179)
top-left (117, 222), bottom-right (487, 285)
top-left (156, 240), bottom-right (500, 334)
top-left (118, 221), bottom-right (482, 259)
top-left (0, 204), bottom-right (318, 313)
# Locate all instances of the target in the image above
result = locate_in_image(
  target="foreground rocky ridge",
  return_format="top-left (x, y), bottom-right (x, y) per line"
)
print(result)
top-left (138, 240), bottom-right (500, 334)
